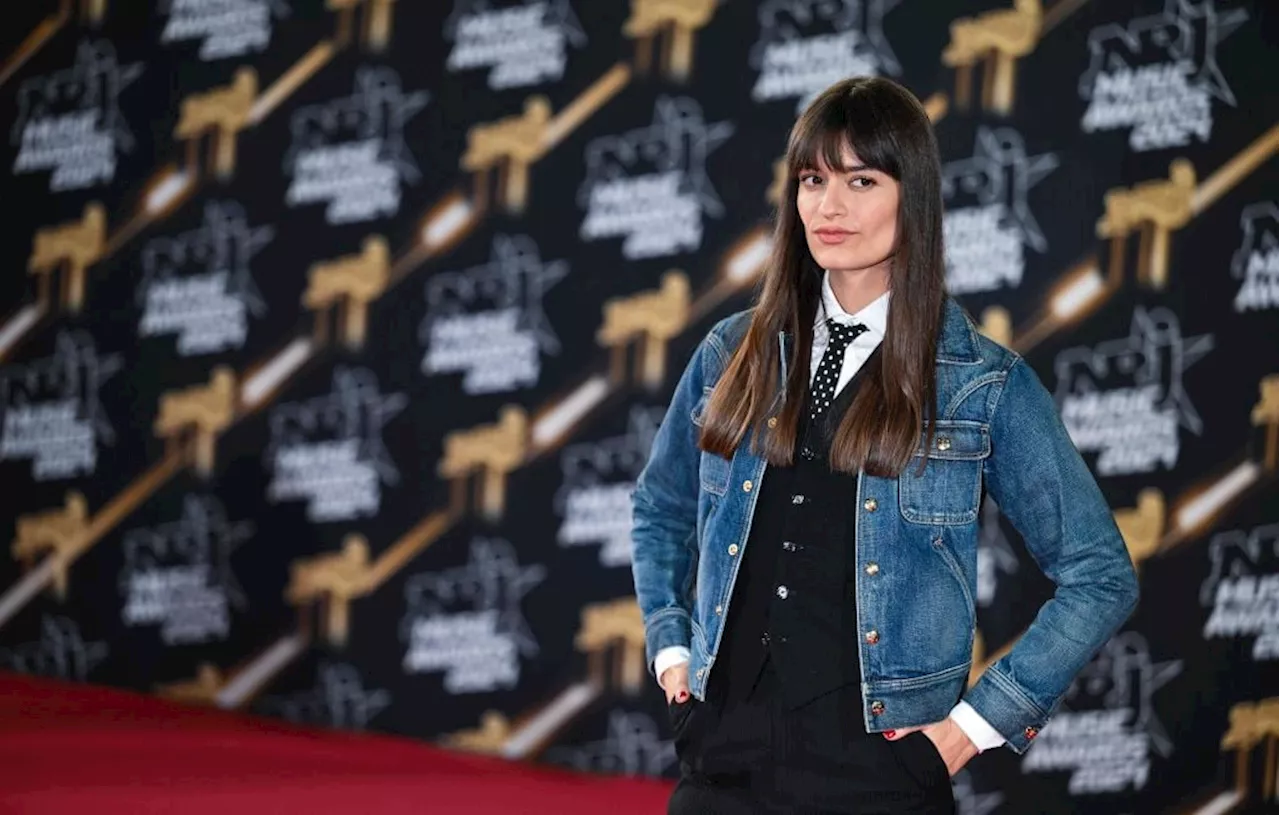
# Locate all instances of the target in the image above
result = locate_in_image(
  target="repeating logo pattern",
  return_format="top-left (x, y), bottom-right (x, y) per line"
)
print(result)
top-left (0, 3), bottom-right (1274, 810)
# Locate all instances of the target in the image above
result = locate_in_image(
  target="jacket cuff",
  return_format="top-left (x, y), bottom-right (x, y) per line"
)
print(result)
top-left (948, 700), bottom-right (1006, 752)
top-left (962, 667), bottom-right (1051, 754)
top-left (653, 646), bottom-right (691, 685)
top-left (643, 608), bottom-right (691, 676)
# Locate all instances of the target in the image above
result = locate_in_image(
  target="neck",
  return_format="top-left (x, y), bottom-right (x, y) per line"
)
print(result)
top-left (827, 264), bottom-right (890, 315)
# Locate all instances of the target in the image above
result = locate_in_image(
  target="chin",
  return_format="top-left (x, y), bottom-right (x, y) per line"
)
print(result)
top-left (809, 246), bottom-right (869, 272)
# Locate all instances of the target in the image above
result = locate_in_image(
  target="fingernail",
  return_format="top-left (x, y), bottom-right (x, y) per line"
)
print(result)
top-left (883, 730), bottom-right (896, 739)
top-left (677, 691), bottom-right (688, 701)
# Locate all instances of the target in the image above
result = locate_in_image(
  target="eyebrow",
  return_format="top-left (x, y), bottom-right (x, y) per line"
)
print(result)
top-left (798, 164), bottom-right (874, 174)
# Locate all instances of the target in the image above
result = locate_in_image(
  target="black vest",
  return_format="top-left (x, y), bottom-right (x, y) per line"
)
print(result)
top-left (710, 348), bottom-right (879, 712)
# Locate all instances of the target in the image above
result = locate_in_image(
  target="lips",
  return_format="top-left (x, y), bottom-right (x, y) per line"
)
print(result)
top-left (813, 228), bottom-right (854, 245)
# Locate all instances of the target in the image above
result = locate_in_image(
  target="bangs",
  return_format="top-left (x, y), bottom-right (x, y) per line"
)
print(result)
top-left (786, 88), bottom-right (900, 180)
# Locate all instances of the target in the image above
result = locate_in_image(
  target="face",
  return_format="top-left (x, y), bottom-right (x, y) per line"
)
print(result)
top-left (795, 143), bottom-right (900, 276)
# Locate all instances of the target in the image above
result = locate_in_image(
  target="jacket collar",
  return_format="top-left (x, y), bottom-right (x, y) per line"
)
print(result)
top-left (779, 297), bottom-right (982, 382)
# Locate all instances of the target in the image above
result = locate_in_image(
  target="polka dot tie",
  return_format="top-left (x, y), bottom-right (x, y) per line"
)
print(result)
top-left (810, 319), bottom-right (868, 421)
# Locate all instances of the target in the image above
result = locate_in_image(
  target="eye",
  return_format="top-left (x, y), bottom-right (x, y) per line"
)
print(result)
top-left (850, 176), bottom-right (875, 189)
top-left (798, 173), bottom-right (822, 187)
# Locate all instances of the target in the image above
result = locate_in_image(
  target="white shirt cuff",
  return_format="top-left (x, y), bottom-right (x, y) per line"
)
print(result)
top-left (653, 646), bottom-right (691, 684)
top-left (948, 701), bottom-right (1006, 752)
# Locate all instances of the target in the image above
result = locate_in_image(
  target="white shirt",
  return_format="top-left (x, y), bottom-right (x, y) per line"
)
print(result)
top-left (653, 272), bottom-right (1005, 752)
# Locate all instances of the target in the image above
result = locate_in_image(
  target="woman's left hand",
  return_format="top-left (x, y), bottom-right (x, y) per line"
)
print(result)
top-left (882, 719), bottom-right (979, 776)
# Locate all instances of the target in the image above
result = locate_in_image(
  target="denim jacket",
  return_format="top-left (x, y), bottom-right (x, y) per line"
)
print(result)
top-left (630, 298), bottom-right (1139, 754)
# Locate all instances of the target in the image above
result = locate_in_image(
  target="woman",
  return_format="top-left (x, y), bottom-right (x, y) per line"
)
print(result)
top-left (629, 76), bottom-right (1139, 814)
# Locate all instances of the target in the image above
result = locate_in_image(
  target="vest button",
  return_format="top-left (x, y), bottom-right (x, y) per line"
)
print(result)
top-left (767, 416), bottom-right (778, 428)
top-left (801, 446), bottom-right (815, 460)
top-left (782, 541), bottom-right (797, 552)
top-left (864, 562), bottom-right (880, 576)
top-left (863, 498), bottom-right (878, 512)
top-left (727, 544), bottom-right (739, 556)
top-left (870, 701), bottom-right (885, 715)
top-left (864, 630), bottom-right (880, 644)
top-left (776, 585), bottom-right (789, 599)
top-left (791, 494), bottom-right (805, 505)
top-left (742, 479), bottom-right (753, 492)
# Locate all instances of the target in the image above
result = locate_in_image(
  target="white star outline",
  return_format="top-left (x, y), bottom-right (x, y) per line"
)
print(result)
top-left (0, 616), bottom-right (108, 681)
top-left (398, 537), bottom-right (546, 659)
top-left (119, 494), bottom-right (255, 610)
top-left (748, 0), bottom-right (902, 75)
top-left (1231, 201), bottom-right (1278, 280)
top-left (941, 127), bottom-right (1058, 253)
top-left (138, 200), bottom-right (275, 317)
top-left (443, 0), bottom-right (587, 48)
top-left (578, 96), bottom-right (734, 218)
top-left (419, 234), bottom-right (568, 356)
top-left (0, 330), bottom-right (124, 445)
top-left (266, 366), bottom-right (408, 487)
top-left (1079, 0), bottom-right (1249, 105)
top-left (1061, 631), bottom-right (1183, 757)
top-left (11, 39), bottom-right (143, 150)
top-left (1198, 523), bottom-right (1278, 607)
top-left (285, 66), bottom-right (429, 184)
top-left (1053, 306), bottom-right (1214, 435)
top-left (544, 710), bottom-right (678, 777)
top-left (553, 405), bottom-right (664, 511)
top-left (260, 662), bottom-right (391, 730)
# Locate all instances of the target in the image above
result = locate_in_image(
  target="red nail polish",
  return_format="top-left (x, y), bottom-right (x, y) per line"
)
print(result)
top-left (884, 730), bottom-right (896, 739)
top-left (677, 691), bottom-right (688, 701)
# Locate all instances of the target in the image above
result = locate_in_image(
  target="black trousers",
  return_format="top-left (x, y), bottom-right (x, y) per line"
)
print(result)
top-left (667, 657), bottom-right (957, 814)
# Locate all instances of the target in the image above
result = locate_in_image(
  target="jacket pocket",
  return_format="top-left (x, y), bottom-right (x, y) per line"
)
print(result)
top-left (897, 421), bottom-right (989, 526)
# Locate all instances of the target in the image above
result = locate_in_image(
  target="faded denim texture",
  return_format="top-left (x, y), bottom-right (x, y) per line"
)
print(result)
top-left (630, 298), bottom-right (1139, 754)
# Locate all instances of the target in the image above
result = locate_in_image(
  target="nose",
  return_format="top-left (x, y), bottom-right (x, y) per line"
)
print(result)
top-left (818, 182), bottom-right (847, 219)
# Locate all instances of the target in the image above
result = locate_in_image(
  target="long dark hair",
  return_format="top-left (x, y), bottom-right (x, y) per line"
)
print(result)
top-left (699, 76), bottom-right (946, 478)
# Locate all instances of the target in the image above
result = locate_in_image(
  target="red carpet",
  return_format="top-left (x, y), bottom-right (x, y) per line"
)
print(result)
top-left (0, 672), bottom-right (675, 814)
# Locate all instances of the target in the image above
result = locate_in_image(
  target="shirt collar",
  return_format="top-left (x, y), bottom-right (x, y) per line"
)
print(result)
top-left (816, 270), bottom-right (890, 343)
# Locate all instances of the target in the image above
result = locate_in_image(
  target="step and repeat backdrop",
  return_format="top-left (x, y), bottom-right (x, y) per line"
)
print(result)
top-left (0, 0), bottom-right (1276, 812)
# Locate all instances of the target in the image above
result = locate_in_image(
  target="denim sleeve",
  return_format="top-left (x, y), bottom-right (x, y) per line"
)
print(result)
top-left (963, 356), bottom-right (1140, 754)
top-left (630, 333), bottom-right (718, 675)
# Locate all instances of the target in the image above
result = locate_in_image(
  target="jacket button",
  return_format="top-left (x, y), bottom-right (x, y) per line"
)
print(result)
top-left (696, 668), bottom-right (705, 678)
top-left (864, 562), bottom-right (879, 576)
top-left (864, 630), bottom-right (880, 644)
top-left (782, 541), bottom-right (797, 552)
top-left (870, 701), bottom-right (885, 715)
top-left (1025, 726), bottom-right (1039, 739)
top-left (767, 416), bottom-right (777, 428)
top-left (714, 604), bottom-right (723, 615)
top-left (776, 585), bottom-right (789, 599)
top-left (742, 479), bottom-right (753, 492)
top-left (937, 436), bottom-right (952, 451)
top-left (863, 498), bottom-right (878, 512)
top-left (727, 544), bottom-right (739, 556)
top-left (792, 494), bottom-right (805, 505)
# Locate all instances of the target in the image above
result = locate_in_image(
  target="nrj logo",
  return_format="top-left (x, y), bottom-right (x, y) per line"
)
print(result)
top-left (1054, 307), bottom-right (1213, 476)
top-left (284, 67), bottom-right (428, 224)
top-left (138, 200), bottom-right (274, 356)
top-left (749, 0), bottom-right (901, 111)
top-left (578, 96), bottom-right (733, 259)
top-left (400, 538), bottom-right (546, 693)
top-left (1079, 0), bottom-right (1248, 151)
top-left (265, 367), bottom-right (407, 522)
top-left (1021, 632), bottom-right (1182, 794)
top-left (11, 40), bottom-right (143, 191)
top-left (0, 331), bottom-right (122, 481)
top-left (120, 495), bottom-right (252, 645)
top-left (420, 234), bottom-right (566, 394)
top-left (555, 406), bottom-right (663, 567)
top-left (941, 127), bottom-right (1057, 295)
